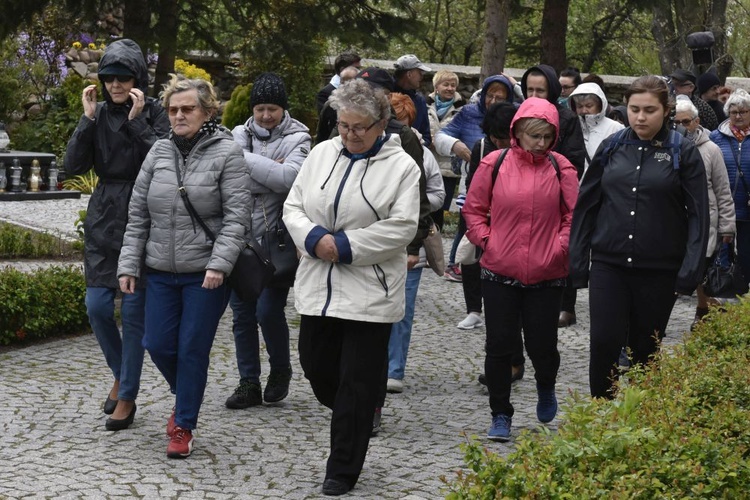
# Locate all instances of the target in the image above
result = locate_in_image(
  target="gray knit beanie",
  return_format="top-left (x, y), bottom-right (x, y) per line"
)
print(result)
top-left (250, 72), bottom-right (288, 109)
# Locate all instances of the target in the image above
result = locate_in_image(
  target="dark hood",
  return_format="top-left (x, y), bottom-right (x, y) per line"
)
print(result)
top-left (479, 75), bottom-right (515, 114)
top-left (98, 39), bottom-right (149, 102)
top-left (521, 64), bottom-right (561, 104)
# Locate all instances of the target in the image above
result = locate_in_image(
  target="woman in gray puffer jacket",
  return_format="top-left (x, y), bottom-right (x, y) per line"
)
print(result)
top-left (118, 75), bottom-right (251, 459)
top-left (224, 73), bottom-right (311, 410)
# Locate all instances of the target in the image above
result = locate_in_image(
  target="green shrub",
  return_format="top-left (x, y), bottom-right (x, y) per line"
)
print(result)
top-left (222, 83), bottom-right (252, 131)
top-left (0, 222), bottom-right (81, 259)
top-left (445, 299), bottom-right (750, 498)
top-left (0, 265), bottom-right (88, 345)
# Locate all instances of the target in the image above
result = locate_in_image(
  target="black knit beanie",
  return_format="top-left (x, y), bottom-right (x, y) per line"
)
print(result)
top-left (250, 72), bottom-right (288, 109)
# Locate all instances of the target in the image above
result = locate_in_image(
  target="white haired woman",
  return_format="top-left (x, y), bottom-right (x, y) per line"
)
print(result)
top-left (283, 78), bottom-right (421, 496)
top-left (710, 88), bottom-right (750, 289)
top-left (675, 96), bottom-right (735, 328)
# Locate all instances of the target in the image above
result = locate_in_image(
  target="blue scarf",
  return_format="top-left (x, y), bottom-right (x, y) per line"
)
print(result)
top-left (435, 95), bottom-right (455, 119)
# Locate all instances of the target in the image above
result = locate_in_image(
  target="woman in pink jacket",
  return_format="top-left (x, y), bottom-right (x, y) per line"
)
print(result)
top-left (463, 97), bottom-right (579, 442)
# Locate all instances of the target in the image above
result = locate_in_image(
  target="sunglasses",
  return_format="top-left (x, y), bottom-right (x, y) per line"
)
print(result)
top-left (101, 74), bottom-right (134, 84)
top-left (168, 105), bottom-right (199, 116)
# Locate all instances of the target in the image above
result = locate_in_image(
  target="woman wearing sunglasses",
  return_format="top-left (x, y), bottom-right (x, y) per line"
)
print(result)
top-left (65, 38), bottom-right (170, 431)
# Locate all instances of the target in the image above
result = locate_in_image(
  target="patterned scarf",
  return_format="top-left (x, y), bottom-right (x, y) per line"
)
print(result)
top-left (171, 119), bottom-right (219, 160)
top-left (730, 124), bottom-right (749, 143)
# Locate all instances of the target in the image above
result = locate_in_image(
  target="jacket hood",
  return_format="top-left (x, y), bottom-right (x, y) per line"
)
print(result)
top-left (510, 97), bottom-right (560, 155)
top-left (611, 105), bottom-right (629, 127)
top-left (479, 75), bottom-right (514, 114)
top-left (98, 39), bottom-right (149, 99)
top-left (689, 124), bottom-right (711, 147)
top-left (521, 64), bottom-right (561, 104)
top-left (569, 82), bottom-right (609, 127)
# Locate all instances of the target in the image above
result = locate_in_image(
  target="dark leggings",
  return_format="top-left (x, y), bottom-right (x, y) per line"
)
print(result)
top-left (588, 261), bottom-right (677, 398)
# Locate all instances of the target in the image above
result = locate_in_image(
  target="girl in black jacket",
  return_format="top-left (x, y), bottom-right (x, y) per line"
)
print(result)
top-left (569, 75), bottom-right (709, 398)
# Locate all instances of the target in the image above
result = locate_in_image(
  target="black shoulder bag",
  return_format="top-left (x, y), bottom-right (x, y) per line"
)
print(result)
top-left (174, 160), bottom-right (275, 302)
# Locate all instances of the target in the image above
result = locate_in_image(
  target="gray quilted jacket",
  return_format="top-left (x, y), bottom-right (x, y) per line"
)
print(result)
top-left (231, 112), bottom-right (311, 240)
top-left (117, 130), bottom-right (251, 279)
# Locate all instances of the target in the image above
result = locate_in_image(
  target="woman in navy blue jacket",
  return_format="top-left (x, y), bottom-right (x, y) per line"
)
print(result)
top-left (710, 88), bottom-right (750, 285)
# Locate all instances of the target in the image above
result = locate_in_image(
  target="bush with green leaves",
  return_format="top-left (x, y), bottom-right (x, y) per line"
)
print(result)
top-left (221, 83), bottom-right (252, 131)
top-left (445, 299), bottom-right (750, 498)
top-left (0, 265), bottom-right (88, 345)
top-left (0, 222), bottom-right (81, 259)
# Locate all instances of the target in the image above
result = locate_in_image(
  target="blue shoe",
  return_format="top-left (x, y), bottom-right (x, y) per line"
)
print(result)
top-left (487, 414), bottom-right (512, 442)
top-left (536, 385), bottom-right (558, 423)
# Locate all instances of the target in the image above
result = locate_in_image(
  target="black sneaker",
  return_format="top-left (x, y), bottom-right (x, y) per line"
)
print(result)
top-left (263, 367), bottom-right (292, 403)
top-left (225, 380), bottom-right (262, 409)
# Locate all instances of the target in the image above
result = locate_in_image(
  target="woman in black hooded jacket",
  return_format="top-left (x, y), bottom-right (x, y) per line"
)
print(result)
top-left (65, 38), bottom-right (170, 430)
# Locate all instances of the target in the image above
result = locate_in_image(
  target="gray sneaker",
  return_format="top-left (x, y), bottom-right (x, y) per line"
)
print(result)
top-left (225, 380), bottom-right (262, 409)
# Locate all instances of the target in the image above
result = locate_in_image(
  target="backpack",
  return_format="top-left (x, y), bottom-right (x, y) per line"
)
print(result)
top-left (489, 148), bottom-right (565, 210)
top-left (600, 128), bottom-right (683, 170)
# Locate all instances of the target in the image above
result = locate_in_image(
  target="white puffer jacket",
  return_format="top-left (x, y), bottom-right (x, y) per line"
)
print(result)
top-left (283, 133), bottom-right (421, 323)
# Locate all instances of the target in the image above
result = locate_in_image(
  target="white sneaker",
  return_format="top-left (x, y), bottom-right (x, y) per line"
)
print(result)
top-left (386, 378), bottom-right (404, 393)
top-left (457, 313), bottom-right (484, 330)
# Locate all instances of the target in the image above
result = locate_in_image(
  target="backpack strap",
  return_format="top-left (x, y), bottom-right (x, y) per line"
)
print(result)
top-left (666, 128), bottom-right (682, 170)
top-left (491, 148), bottom-right (510, 186)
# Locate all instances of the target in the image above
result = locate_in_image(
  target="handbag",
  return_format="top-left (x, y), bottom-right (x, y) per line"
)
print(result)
top-left (259, 198), bottom-right (299, 288)
top-left (702, 244), bottom-right (749, 298)
top-left (423, 222), bottom-right (445, 276)
top-left (173, 162), bottom-right (275, 302)
top-left (456, 233), bottom-right (481, 265)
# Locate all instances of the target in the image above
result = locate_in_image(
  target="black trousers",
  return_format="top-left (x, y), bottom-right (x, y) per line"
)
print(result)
top-left (588, 261), bottom-right (677, 398)
top-left (482, 280), bottom-right (562, 417)
top-left (560, 277), bottom-right (577, 314)
top-left (298, 315), bottom-right (391, 488)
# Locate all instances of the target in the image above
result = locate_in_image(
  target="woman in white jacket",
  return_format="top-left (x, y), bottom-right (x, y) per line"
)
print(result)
top-left (675, 97), bottom-right (736, 327)
top-left (283, 79), bottom-right (420, 496)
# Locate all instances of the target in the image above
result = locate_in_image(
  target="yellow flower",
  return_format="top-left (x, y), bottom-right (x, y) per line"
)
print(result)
top-left (99, 43), bottom-right (106, 50)
top-left (72, 41), bottom-right (82, 50)
top-left (88, 42), bottom-right (97, 50)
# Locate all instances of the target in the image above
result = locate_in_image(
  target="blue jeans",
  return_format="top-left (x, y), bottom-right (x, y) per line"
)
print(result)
top-left (229, 287), bottom-right (291, 383)
top-left (388, 267), bottom-right (422, 380)
top-left (85, 286), bottom-right (145, 401)
top-left (143, 271), bottom-right (230, 430)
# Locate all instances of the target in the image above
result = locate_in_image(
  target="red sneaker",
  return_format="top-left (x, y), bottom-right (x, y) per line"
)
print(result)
top-left (166, 408), bottom-right (176, 437)
top-left (167, 426), bottom-right (193, 459)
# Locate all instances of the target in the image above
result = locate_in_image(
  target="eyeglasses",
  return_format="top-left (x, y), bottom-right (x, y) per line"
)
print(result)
top-left (524, 132), bottom-right (554, 142)
top-left (561, 85), bottom-right (577, 91)
top-left (729, 109), bottom-right (750, 117)
top-left (336, 120), bottom-right (379, 136)
top-left (101, 75), bottom-right (134, 84)
top-left (675, 118), bottom-right (696, 127)
top-left (168, 105), bottom-right (199, 116)
top-left (485, 93), bottom-right (507, 104)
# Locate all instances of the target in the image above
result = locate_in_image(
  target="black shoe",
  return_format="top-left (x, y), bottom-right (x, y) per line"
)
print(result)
top-left (263, 367), bottom-right (292, 403)
top-left (558, 311), bottom-right (576, 328)
top-left (511, 364), bottom-right (525, 383)
top-left (322, 478), bottom-right (351, 496)
top-left (478, 373), bottom-right (487, 386)
top-left (103, 396), bottom-right (118, 415)
top-left (105, 403), bottom-right (136, 431)
top-left (225, 380), bottom-right (262, 409)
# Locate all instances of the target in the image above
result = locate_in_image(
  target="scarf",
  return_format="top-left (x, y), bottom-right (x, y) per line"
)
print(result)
top-left (731, 124), bottom-right (749, 143)
top-left (171, 119), bottom-right (219, 160)
top-left (435, 95), bottom-right (455, 120)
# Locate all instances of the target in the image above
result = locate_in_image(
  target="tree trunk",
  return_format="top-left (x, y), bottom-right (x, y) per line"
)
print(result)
top-left (480, 0), bottom-right (510, 81)
top-left (539, 0), bottom-right (570, 71)
top-left (709, 0), bottom-right (732, 82)
top-left (154, 0), bottom-right (179, 98)
top-left (122, 0), bottom-right (152, 60)
top-left (651, 1), bottom-right (682, 75)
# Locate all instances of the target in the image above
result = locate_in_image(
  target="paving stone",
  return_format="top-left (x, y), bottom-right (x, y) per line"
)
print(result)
top-left (0, 196), bottom-right (697, 498)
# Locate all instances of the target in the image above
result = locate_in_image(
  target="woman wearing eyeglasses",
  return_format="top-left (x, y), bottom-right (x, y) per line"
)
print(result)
top-left (463, 97), bottom-right (579, 442)
top-left (64, 38), bottom-right (170, 431)
top-left (118, 75), bottom-right (251, 458)
top-left (283, 78), bottom-right (421, 496)
top-left (710, 88), bottom-right (750, 288)
top-left (675, 97), bottom-right (735, 329)
top-left (570, 75), bottom-right (709, 399)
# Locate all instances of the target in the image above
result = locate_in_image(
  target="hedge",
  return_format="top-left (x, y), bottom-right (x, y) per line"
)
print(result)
top-left (0, 265), bottom-right (89, 345)
top-left (444, 298), bottom-right (750, 498)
